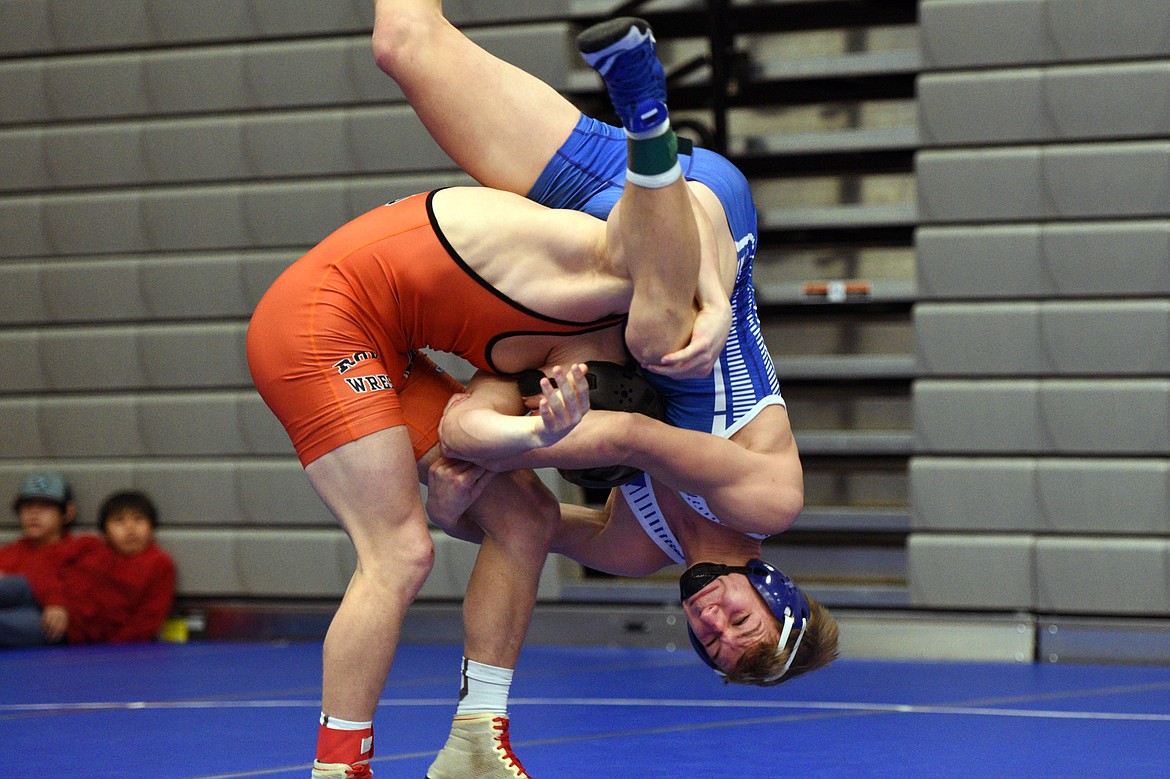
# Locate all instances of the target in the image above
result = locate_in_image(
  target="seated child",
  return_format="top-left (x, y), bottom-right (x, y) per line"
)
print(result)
top-left (0, 471), bottom-right (95, 647)
top-left (65, 490), bottom-right (177, 644)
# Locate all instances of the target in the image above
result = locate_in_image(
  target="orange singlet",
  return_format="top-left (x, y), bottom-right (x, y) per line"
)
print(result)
top-left (246, 191), bottom-right (627, 466)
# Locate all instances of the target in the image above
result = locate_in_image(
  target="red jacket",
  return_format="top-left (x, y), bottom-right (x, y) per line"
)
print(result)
top-left (0, 533), bottom-right (102, 609)
top-left (64, 541), bottom-right (177, 644)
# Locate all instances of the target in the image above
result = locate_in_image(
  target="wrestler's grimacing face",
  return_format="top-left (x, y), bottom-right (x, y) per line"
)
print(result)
top-left (682, 574), bottom-right (778, 671)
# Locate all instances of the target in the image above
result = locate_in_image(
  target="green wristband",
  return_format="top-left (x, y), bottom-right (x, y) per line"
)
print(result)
top-left (628, 130), bottom-right (679, 177)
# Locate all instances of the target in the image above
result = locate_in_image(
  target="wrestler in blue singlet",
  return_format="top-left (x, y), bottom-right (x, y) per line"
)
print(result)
top-left (527, 115), bottom-right (783, 558)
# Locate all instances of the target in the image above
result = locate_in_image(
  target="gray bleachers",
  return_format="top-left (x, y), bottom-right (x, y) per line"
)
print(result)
top-left (153, 526), bottom-right (558, 600)
top-left (0, 253), bottom-right (287, 326)
top-left (760, 202), bottom-right (918, 232)
top-left (1041, 381), bottom-right (1170, 454)
top-left (158, 530), bottom-right (241, 596)
top-left (914, 380), bottom-right (1043, 453)
top-left (912, 0), bottom-right (1170, 628)
top-left (0, 324), bottom-right (251, 392)
top-left (920, 0), bottom-right (1170, 69)
top-left (232, 529), bottom-right (356, 597)
top-left (0, 399), bottom-right (43, 459)
top-left (0, 460), bottom-right (334, 531)
top-left (728, 125), bottom-right (920, 160)
top-left (914, 303), bottom-right (1047, 376)
top-left (917, 142), bottom-right (1170, 223)
top-left (915, 380), bottom-right (1170, 455)
top-left (0, 0), bottom-right (576, 56)
top-left (1040, 302), bottom-right (1170, 375)
top-left (6, 0), bottom-right (1167, 655)
top-left (916, 301), bottom-right (1170, 376)
top-left (0, 392), bottom-right (291, 459)
top-left (1035, 538), bottom-right (1170, 615)
top-left (0, 25), bottom-right (571, 125)
top-left (919, 63), bottom-right (1170, 146)
top-left (0, 0), bottom-right (917, 629)
top-left (913, 533), bottom-right (1170, 615)
top-left (1035, 459), bottom-right (1170, 535)
top-left (0, 173), bottom-right (475, 258)
top-left (910, 458), bottom-right (1041, 533)
top-left (911, 457), bottom-right (1170, 535)
top-left (916, 222), bottom-right (1170, 299)
top-left (907, 534), bottom-right (1036, 610)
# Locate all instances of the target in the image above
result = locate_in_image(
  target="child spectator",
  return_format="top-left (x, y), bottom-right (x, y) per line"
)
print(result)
top-left (64, 490), bottom-right (177, 644)
top-left (0, 471), bottom-right (97, 647)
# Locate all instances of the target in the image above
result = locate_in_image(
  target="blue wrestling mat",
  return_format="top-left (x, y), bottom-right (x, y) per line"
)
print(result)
top-left (2, 640), bottom-right (1169, 778)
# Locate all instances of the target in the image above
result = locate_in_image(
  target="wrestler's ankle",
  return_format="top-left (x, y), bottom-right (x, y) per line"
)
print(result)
top-left (626, 121), bottom-right (681, 188)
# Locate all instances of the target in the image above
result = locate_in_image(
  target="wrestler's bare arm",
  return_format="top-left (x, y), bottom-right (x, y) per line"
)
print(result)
top-left (617, 408), bottom-right (803, 536)
top-left (443, 371), bottom-right (803, 538)
top-left (438, 365), bottom-right (591, 463)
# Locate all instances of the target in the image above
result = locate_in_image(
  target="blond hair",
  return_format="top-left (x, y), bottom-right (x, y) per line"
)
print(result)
top-left (724, 596), bottom-right (839, 687)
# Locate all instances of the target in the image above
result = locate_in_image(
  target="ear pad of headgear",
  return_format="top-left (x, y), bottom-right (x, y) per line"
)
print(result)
top-left (515, 362), bottom-right (666, 489)
top-left (515, 369), bottom-right (547, 399)
top-left (557, 361), bottom-right (666, 489)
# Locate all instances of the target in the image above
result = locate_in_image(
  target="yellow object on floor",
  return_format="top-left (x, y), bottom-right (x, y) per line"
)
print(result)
top-left (159, 617), bottom-right (189, 643)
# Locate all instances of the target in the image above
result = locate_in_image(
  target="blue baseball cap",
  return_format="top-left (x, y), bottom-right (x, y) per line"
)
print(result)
top-left (13, 471), bottom-right (73, 510)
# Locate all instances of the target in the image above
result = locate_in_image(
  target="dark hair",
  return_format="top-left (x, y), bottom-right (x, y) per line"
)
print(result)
top-left (724, 596), bottom-right (839, 687)
top-left (98, 490), bottom-right (159, 532)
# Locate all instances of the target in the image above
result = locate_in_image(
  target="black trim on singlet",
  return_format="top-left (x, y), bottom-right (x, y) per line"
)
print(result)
top-left (423, 189), bottom-right (629, 330)
top-left (483, 322), bottom-right (630, 377)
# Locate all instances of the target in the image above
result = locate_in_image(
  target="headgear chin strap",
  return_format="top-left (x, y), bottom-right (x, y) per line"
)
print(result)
top-left (516, 361), bottom-right (666, 489)
top-left (680, 559), bottom-right (810, 682)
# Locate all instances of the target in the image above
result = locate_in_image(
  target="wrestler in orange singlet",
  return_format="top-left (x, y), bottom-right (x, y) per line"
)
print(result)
top-left (247, 189), bottom-right (628, 467)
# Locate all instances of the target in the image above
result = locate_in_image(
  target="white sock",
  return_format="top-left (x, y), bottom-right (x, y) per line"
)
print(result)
top-left (320, 713), bottom-right (373, 730)
top-left (455, 657), bottom-right (513, 716)
top-left (625, 163), bottom-right (682, 188)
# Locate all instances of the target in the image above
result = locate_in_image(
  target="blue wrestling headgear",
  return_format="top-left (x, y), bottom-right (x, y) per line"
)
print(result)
top-left (680, 559), bottom-right (810, 681)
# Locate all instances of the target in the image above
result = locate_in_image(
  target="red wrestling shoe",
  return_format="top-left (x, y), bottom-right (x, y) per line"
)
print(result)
top-left (311, 760), bottom-right (372, 778)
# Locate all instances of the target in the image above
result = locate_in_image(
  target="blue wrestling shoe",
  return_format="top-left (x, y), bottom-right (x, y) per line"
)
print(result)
top-left (577, 17), bottom-right (668, 136)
